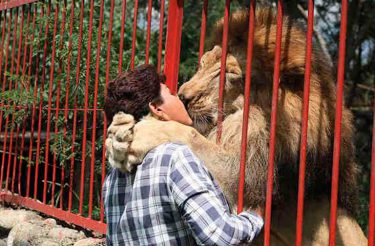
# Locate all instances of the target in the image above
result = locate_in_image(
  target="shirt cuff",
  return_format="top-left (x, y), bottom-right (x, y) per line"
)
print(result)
top-left (240, 210), bottom-right (264, 235)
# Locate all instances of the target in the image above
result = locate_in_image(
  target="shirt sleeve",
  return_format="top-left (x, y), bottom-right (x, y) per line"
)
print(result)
top-left (167, 145), bottom-right (264, 246)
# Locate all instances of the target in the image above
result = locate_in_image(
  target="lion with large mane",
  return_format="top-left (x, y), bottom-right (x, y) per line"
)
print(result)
top-left (106, 7), bottom-right (367, 245)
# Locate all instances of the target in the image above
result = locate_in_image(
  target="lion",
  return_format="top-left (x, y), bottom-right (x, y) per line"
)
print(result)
top-left (106, 8), bottom-right (367, 245)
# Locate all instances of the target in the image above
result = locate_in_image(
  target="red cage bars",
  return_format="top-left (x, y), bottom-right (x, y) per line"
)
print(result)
top-left (101, 0), bottom-right (115, 222)
top-left (0, 0), bottom-right (37, 11)
top-left (369, 100), bottom-right (375, 246)
top-left (0, 0), bottom-right (374, 244)
top-left (329, 0), bottom-right (349, 244)
top-left (295, 0), bottom-right (314, 244)
top-left (216, 0), bottom-right (230, 144)
top-left (164, 0), bottom-right (183, 94)
top-left (237, 0), bottom-right (255, 213)
top-left (264, 2), bottom-right (283, 244)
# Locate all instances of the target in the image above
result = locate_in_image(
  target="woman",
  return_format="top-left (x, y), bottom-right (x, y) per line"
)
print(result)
top-left (103, 64), bottom-right (264, 245)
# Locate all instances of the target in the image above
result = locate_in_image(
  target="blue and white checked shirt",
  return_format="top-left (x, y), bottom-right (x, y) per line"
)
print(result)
top-left (103, 142), bottom-right (264, 245)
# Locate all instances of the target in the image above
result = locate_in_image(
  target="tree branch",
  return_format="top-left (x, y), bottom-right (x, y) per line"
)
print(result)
top-left (297, 4), bottom-right (333, 66)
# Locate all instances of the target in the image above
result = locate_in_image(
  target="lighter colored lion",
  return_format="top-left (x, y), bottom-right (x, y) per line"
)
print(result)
top-left (106, 8), bottom-right (367, 245)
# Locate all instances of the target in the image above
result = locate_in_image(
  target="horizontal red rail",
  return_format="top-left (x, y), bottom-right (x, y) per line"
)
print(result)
top-left (0, 192), bottom-right (106, 234)
top-left (0, 0), bottom-right (38, 10)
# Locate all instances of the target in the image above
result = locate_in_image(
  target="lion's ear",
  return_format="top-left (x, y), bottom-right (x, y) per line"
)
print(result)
top-left (212, 45), bottom-right (222, 58)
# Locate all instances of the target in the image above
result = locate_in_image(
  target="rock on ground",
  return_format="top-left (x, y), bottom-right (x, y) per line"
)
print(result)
top-left (74, 238), bottom-right (106, 246)
top-left (0, 207), bottom-right (104, 245)
top-left (0, 238), bottom-right (6, 246)
top-left (0, 209), bottom-right (42, 237)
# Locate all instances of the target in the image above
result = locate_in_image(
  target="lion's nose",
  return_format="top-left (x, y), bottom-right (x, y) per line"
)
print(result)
top-left (178, 94), bottom-right (191, 108)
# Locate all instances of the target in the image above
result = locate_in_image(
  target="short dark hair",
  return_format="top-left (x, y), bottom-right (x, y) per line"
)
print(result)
top-left (104, 64), bottom-right (165, 123)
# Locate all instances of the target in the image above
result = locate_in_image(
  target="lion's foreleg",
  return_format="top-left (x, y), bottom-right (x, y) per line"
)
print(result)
top-left (204, 107), bottom-right (272, 208)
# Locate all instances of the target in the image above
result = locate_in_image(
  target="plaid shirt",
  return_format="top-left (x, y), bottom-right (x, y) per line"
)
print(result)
top-left (103, 142), bottom-right (264, 245)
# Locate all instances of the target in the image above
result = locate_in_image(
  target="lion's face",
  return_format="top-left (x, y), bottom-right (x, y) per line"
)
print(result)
top-left (178, 46), bottom-right (244, 135)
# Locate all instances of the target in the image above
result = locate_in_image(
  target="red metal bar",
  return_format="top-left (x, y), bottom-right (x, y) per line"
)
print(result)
top-left (130, 0), bottom-right (139, 69)
top-left (43, 2), bottom-right (60, 204)
top-left (68, 0), bottom-right (85, 212)
top-left (80, 0), bottom-right (95, 215)
top-left (163, 0), bottom-right (184, 94)
top-left (4, 8), bottom-right (19, 192)
top-left (118, 0), bottom-right (126, 73)
top-left (0, 10), bottom-right (9, 190)
top-left (0, 193), bottom-right (106, 234)
top-left (62, 0), bottom-right (75, 210)
top-left (295, 1), bottom-right (314, 245)
top-left (329, 0), bottom-right (348, 244)
top-left (145, 0), bottom-right (152, 64)
top-left (237, 0), bottom-right (255, 213)
top-left (51, 0), bottom-right (67, 207)
top-left (88, 0), bottom-right (104, 218)
top-left (156, 0), bottom-right (165, 73)
top-left (0, 0), bottom-right (38, 11)
top-left (10, 6), bottom-right (25, 193)
top-left (198, 0), bottom-right (208, 64)
top-left (101, 0), bottom-right (115, 222)
top-left (216, 0), bottom-right (230, 144)
top-left (26, 5), bottom-right (39, 198)
top-left (0, 10), bottom-right (6, 79)
top-left (369, 101), bottom-right (375, 246)
top-left (17, 4), bottom-right (32, 196)
top-left (264, 1), bottom-right (283, 245)
top-left (34, 0), bottom-right (52, 199)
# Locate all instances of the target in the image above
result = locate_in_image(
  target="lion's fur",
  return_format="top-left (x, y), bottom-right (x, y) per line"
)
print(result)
top-left (179, 8), bottom-right (359, 214)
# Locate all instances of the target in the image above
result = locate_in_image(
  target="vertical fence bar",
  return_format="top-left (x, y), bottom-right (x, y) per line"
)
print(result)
top-left (0, 13), bottom-right (6, 175)
top-left (264, 1), bottom-right (283, 245)
top-left (369, 101), bottom-right (375, 246)
top-left (4, 8), bottom-right (19, 192)
top-left (216, 0), bottom-right (230, 144)
top-left (163, 0), bottom-right (184, 94)
top-left (10, 6), bottom-right (25, 193)
top-left (0, 11), bottom-right (6, 83)
top-left (156, 0), bottom-right (165, 73)
top-left (88, 0), bottom-right (104, 219)
top-left (80, 0), bottom-right (95, 215)
top-left (145, 0), bottom-right (152, 64)
top-left (101, 0), bottom-right (115, 222)
top-left (12, 5), bottom-right (29, 194)
top-left (295, 0), bottom-right (314, 244)
top-left (0, 10), bottom-right (10, 191)
top-left (68, 0), bottom-right (84, 212)
top-left (198, 0), bottom-right (208, 64)
top-left (43, 2), bottom-right (60, 204)
top-left (329, 0), bottom-right (348, 244)
top-left (237, 0), bottom-right (255, 213)
top-left (17, 4), bottom-right (32, 196)
top-left (51, 0), bottom-right (67, 207)
top-left (34, 0), bottom-right (52, 199)
top-left (130, 0), bottom-right (139, 69)
top-left (62, 0), bottom-right (75, 210)
top-left (118, 0), bottom-right (126, 73)
top-left (26, 5), bottom-right (39, 198)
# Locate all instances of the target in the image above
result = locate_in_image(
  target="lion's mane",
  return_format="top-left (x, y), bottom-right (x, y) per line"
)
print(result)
top-left (180, 7), bottom-right (359, 214)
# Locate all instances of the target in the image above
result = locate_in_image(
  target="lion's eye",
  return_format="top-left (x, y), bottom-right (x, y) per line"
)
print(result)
top-left (200, 61), bottom-right (205, 69)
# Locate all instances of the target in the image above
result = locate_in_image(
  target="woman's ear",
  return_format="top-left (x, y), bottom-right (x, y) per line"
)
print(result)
top-left (148, 102), bottom-right (161, 117)
top-left (148, 102), bottom-right (169, 121)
